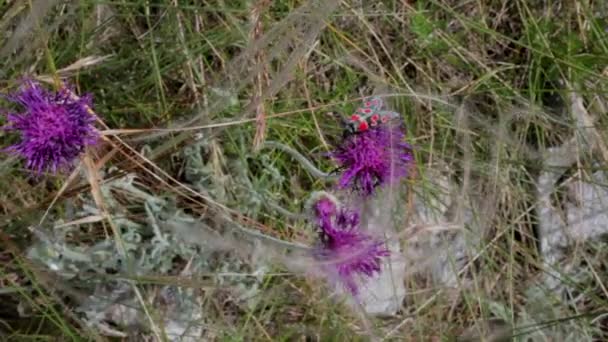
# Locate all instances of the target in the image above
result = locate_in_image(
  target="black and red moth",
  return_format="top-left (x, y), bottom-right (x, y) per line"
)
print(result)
top-left (343, 96), bottom-right (400, 135)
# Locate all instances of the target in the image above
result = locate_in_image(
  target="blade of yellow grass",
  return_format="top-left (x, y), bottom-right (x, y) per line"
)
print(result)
top-left (35, 55), bottom-right (113, 83)
top-left (250, 0), bottom-right (271, 151)
top-left (53, 215), bottom-right (105, 229)
top-left (82, 151), bottom-right (116, 244)
top-left (38, 163), bottom-right (82, 226)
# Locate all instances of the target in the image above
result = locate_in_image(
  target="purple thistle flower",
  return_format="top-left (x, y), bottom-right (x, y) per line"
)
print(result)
top-left (311, 196), bottom-right (389, 295)
top-left (1, 80), bottom-right (99, 174)
top-left (331, 122), bottom-right (413, 196)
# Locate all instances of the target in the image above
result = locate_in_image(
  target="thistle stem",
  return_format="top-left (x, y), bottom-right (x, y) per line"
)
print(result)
top-left (261, 140), bottom-right (335, 179)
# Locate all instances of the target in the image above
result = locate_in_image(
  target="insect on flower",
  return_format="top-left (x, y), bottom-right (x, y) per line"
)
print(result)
top-left (343, 96), bottom-right (400, 136)
top-left (330, 117), bottom-right (414, 196)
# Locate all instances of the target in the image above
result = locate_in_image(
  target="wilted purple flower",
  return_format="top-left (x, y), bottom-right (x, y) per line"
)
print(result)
top-left (331, 122), bottom-right (413, 196)
top-left (311, 196), bottom-right (389, 295)
top-left (1, 80), bottom-right (99, 174)
top-left (312, 196), bottom-right (337, 230)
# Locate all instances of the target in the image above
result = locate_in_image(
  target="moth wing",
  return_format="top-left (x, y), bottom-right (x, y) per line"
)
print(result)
top-left (355, 107), bottom-right (374, 117)
top-left (359, 96), bottom-right (383, 111)
top-left (378, 110), bottom-right (400, 120)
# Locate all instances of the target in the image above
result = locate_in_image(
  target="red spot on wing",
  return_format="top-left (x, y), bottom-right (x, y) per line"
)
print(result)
top-left (363, 108), bottom-right (372, 113)
top-left (364, 101), bottom-right (372, 107)
top-left (370, 114), bottom-right (379, 126)
top-left (381, 115), bottom-right (389, 123)
top-left (351, 114), bottom-right (361, 121)
top-left (358, 121), bottom-right (369, 131)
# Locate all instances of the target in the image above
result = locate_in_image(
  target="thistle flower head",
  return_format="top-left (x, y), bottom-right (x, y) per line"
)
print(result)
top-left (331, 122), bottom-right (413, 196)
top-left (1, 80), bottom-right (99, 174)
top-left (311, 195), bottom-right (389, 295)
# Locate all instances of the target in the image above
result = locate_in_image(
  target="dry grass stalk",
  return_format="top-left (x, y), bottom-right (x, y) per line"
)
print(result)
top-left (251, 0), bottom-right (271, 151)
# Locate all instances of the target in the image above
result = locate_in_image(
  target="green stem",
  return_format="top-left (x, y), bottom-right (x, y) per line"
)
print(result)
top-left (261, 141), bottom-right (335, 180)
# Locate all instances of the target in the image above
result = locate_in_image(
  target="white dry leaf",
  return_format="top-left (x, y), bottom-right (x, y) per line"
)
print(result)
top-left (164, 318), bottom-right (204, 342)
top-left (531, 95), bottom-right (608, 340)
top-left (354, 236), bottom-right (406, 316)
top-left (536, 165), bottom-right (570, 268)
top-left (157, 286), bottom-right (205, 342)
top-left (565, 170), bottom-right (608, 242)
top-left (537, 168), bottom-right (608, 287)
top-left (349, 170), bottom-right (407, 315)
top-left (405, 166), bottom-right (479, 288)
top-left (536, 91), bottom-right (608, 285)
